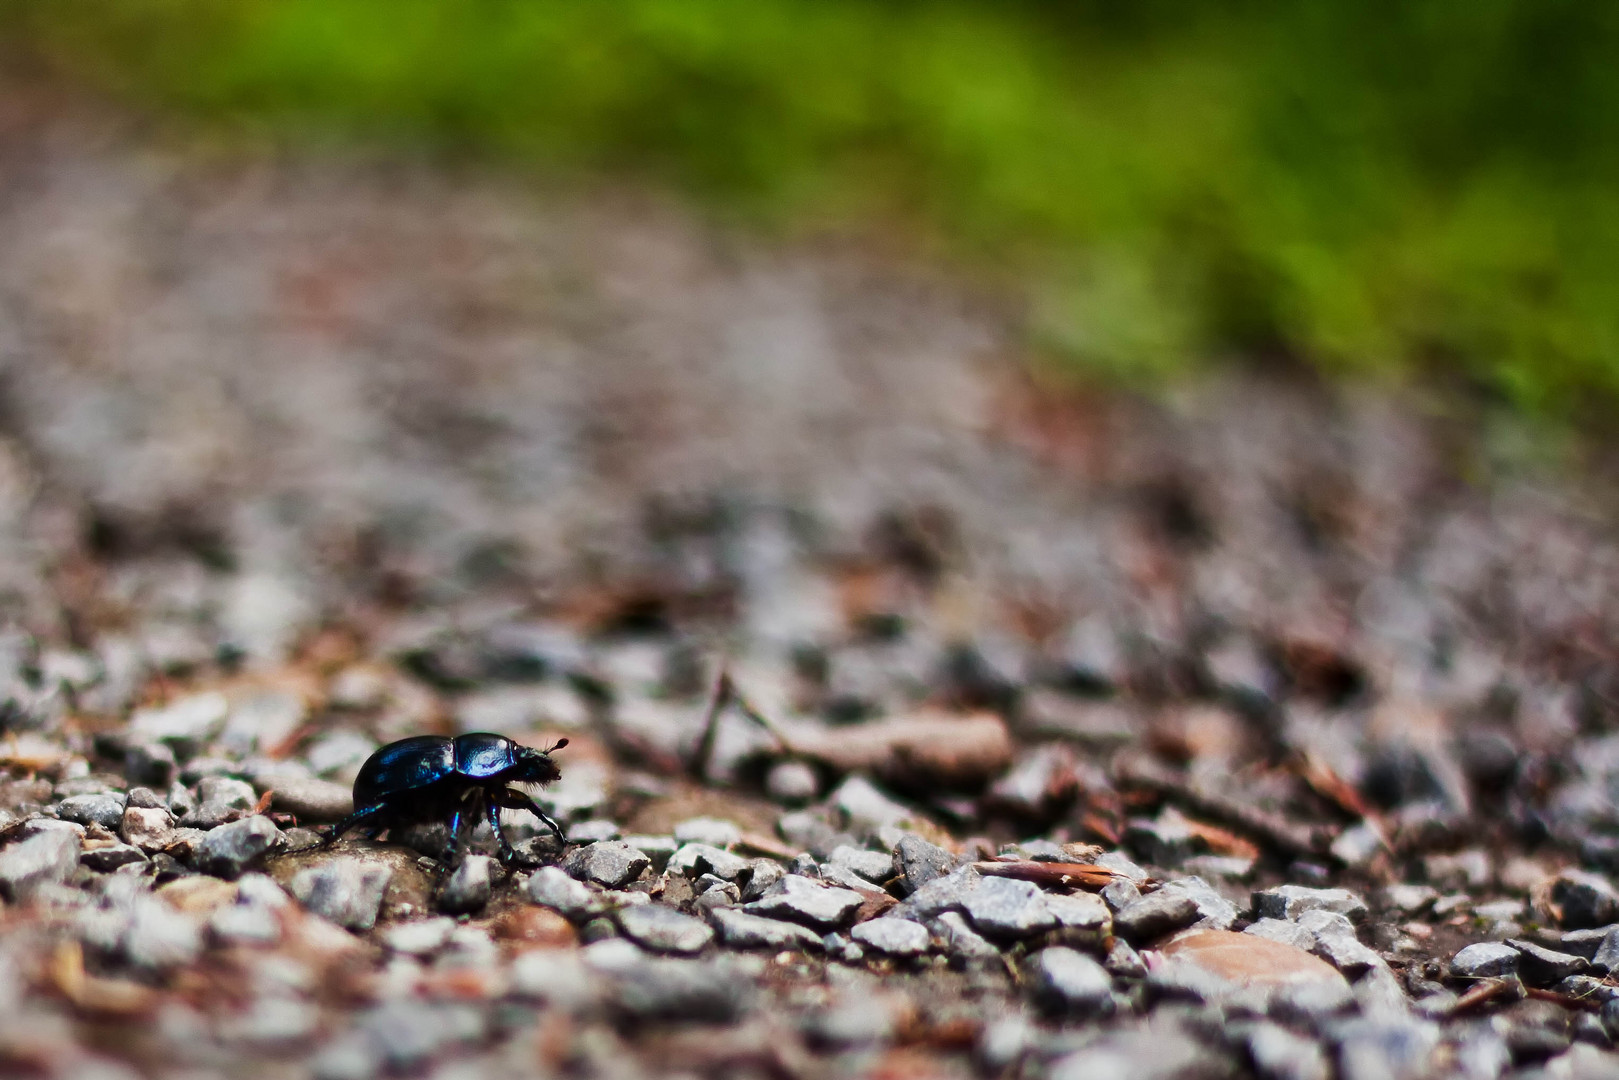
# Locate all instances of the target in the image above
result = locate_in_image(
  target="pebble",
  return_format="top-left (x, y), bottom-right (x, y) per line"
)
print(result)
top-left (1114, 890), bottom-right (1201, 944)
top-left (1450, 941), bottom-right (1521, 978)
top-left (1252, 885), bottom-right (1369, 924)
top-left (527, 865), bottom-right (598, 918)
top-left (120, 806), bottom-right (176, 852)
top-left (744, 875), bottom-right (864, 930)
top-left (709, 907), bottom-right (825, 951)
top-left (616, 903), bottom-right (715, 954)
top-left (608, 957), bottom-right (749, 1023)
top-left (826, 844), bottom-right (894, 884)
top-left (1105, 937), bottom-right (1146, 978)
top-left (1151, 929), bottom-right (1352, 1007)
top-left (664, 843), bottom-right (750, 882)
top-left (1246, 1021), bottom-right (1331, 1080)
top-left (961, 875), bottom-right (1058, 939)
top-left (567, 819), bottom-right (621, 844)
top-left (1026, 946), bottom-right (1114, 1016)
top-left (1246, 917), bottom-right (1318, 952)
top-left (385, 917), bottom-right (457, 956)
top-left (619, 834), bottom-right (680, 866)
top-left (1506, 939), bottom-right (1589, 986)
top-left (57, 792), bottom-right (127, 829)
top-left (129, 691), bottom-right (229, 751)
top-left (263, 777), bottom-right (353, 822)
top-left (672, 817), bottom-right (742, 847)
top-left (766, 761), bottom-right (819, 804)
top-left (1551, 870), bottom-right (1619, 929)
top-left (830, 775), bottom-right (915, 835)
top-left (1329, 1016), bottom-right (1439, 1080)
top-left (0, 829), bottom-right (81, 901)
top-left (1161, 876), bottom-right (1240, 930)
top-left (81, 842), bottom-right (148, 872)
top-left (562, 841), bottom-right (650, 888)
top-left (1296, 909), bottom-right (1384, 977)
top-left (196, 816), bottom-right (282, 878)
top-left (289, 857), bottom-right (394, 931)
top-left (741, 858), bottom-right (784, 901)
top-left (1594, 929), bottom-right (1619, 973)
top-left (893, 834), bottom-right (955, 894)
top-left (803, 1000), bottom-right (895, 1049)
top-left (851, 916), bottom-right (931, 956)
top-left (931, 910), bottom-right (1000, 961)
top-left (124, 895), bottom-right (203, 968)
top-left (1047, 1021), bottom-right (1216, 1080)
top-left (1382, 883), bottom-right (1439, 915)
top-left (436, 855), bottom-right (493, 915)
top-left (1101, 877), bottom-right (1142, 911)
top-left (1047, 890), bottom-right (1110, 931)
top-left (210, 901), bottom-right (282, 946)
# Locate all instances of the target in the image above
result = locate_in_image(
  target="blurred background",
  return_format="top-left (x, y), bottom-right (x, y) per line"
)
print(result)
top-left (5, 0), bottom-right (1618, 421)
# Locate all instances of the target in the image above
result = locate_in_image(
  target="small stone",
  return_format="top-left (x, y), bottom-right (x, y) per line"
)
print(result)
top-left (893, 835), bottom-right (955, 894)
top-left (694, 880), bottom-right (741, 915)
top-left (672, 817), bottom-right (742, 847)
top-left (1593, 928), bottom-right (1619, 973)
top-left (196, 816), bottom-right (282, 878)
top-left (1450, 941), bottom-right (1520, 979)
top-left (1161, 876), bottom-right (1240, 930)
top-left (710, 907), bottom-right (824, 951)
top-left (851, 917), bottom-right (931, 956)
top-left (766, 761), bottom-right (819, 805)
top-left (787, 852), bottom-right (819, 877)
top-left (197, 776), bottom-right (257, 810)
top-left (0, 829), bottom-right (81, 900)
top-left (1025, 947), bottom-right (1114, 1016)
top-left (1507, 939), bottom-right (1590, 987)
top-left (1329, 1016), bottom-right (1440, 1080)
top-left (1247, 918), bottom-right (1319, 952)
top-left (124, 896), bottom-right (203, 968)
top-left (562, 841), bottom-right (650, 889)
top-left (1551, 870), bottom-right (1619, 929)
top-left (1095, 850), bottom-right (1150, 882)
top-left (567, 819), bottom-right (621, 844)
top-left (263, 777), bottom-right (353, 822)
top-left (120, 806), bottom-right (175, 852)
top-left (527, 865), bottom-right (597, 918)
top-left (129, 692), bottom-right (229, 751)
top-left (827, 844), bottom-right (894, 884)
top-left (510, 949), bottom-right (597, 1008)
top-left (830, 775), bottom-right (914, 835)
top-left (1252, 885), bottom-right (1369, 924)
top-left (1381, 884), bottom-right (1438, 915)
top-left (1559, 925), bottom-right (1618, 960)
top-left (1297, 909), bottom-right (1384, 977)
top-left (1105, 938), bottom-right (1146, 978)
top-left (1152, 929), bottom-right (1352, 1007)
top-left (1047, 890), bottom-right (1110, 931)
top-left (236, 873), bottom-right (292, 908)
top-left (81, 843), bottom-right (148, 872)
top-left (1101, 877), bottom-right (1142, 911)
top-left (777, 810), bottom-right (839, 854)
top-left (608, 957), bottom-right (748, 1023)
top-left (744, 875), bottom-right (864, 930)
top-left (1114, 890), bottom-right (1200, 944)
top-left (961, 875), bottom-right (1058, 939)
top-left (616, 904), bottom-right (714, 954)
top-left (665, 843), bottom-right (751, 882)
top-left (386, 917), bottom-right (457, 956)
top-left (898, 865), bottom-right (982, 919)
top-left (289, 858), bottom-right (394, 931)
top-left (931, 910), bottom-right (1000, 960)
top-left (1246, 1022), bottom-right (1330, 1080)
top-left (209, 901), bottom-right (281, 946)
top-left (436, 855), bottom-right (493, 915)
top-left (619, 834), bottom-right (680, 866)
top-left (57, 793), bottom-right (127, 830)
top-left (803, 1000), bottom-right (894, 1049)
top-left (741, 858), bottom-right (785, 901)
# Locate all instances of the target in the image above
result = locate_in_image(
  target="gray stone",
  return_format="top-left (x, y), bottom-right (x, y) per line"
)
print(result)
top-left (1048, 1021), bottom-right (1214, 1080)
top-left (197, 776), bottom-right (257, 811)
top-left (664, 843), bottom-right (750, 882)
top-left (608, 957), bottom-right (748, 1023)
top-left (264, 777), bottom-right (353, 822)
top-left (851, 916), bottom-right (931, 956)
top-left (961, 875), bottom-right (1058, 939)
top-left (1105, 938), bottom-right (1146, 978)
top-left (830, 775), bottom-right (914, 834)
top-left (385, 917), bottom-right (457, 956)
top-left (931, 910), bottom-right (1000, 960)
top-left (710, 906), bottom-right (824, 951)
top-left (1559, 925), bottom-right (1616, 960)
top-left (1381, 884), bottom-right (1438, 915)
top-left (0, 830), bottom-right (80, 901)
top-left (1328, 1017), bottom-right (1439, 1080)
top-left (436, 855), bottom-right (493, 915)
top-left (1552, 870), bottom-right (1619, 929)
top-left (766, 761), bottom-right (819, 805)
top-left (527, 865), bottom-right (597, 918)
top-left (803, 1001), bottom-right (895, 1049)
top-left (694, 879), bottom-right (741, 915)
top-left (616, 904), bottom-right (714, 954)
top-left (1113, 890), bottom-right (1201, 944)
top-left (1253, 885), bottom-right (1368, 923)
top-left (209, 901), bottom-right (282, 946)
top-left (509, 949), bottom-right (598, 1010)
top-left (81, 843), bottom-right (148, 872)
top-left (196, 815), bottom-right (282, 878)
top-left (57, 792), bottom-right (127, 829)
top-left (741, 858), bottom-right (785, 901)
top-left (562, 841), bottom-right (650, 888)
top-left (124, 787), bottom-right (165, 810)
top-left (1161, 875), bottom-right (1240, 930)
top-left (1297, 909), bottom-right (1384, 977)
top-left (672, 817), bottom-right (742, 847)
top-left (1046, 890), bottom-right (1110, 930)
top-left (777, 810), bottom-right (840, 854)
top-left (357, 999), bottom-right (488, 1072)
top-left (898, 865), bottom-right (981, 919)
top-left (1246, 917), bottom-right (1319, 952)
top-left (1450, 941), bottom-right (1520, 979)
top-left (893, 834), bottom-right (955, 894)
top-left (1592, 928), bottom-right (1619, 973)
top-left (123, 895), bottom-right (203, 968)
top-left (567, 819), bottom-right (621, 844)
top-left (619, 834), bottom-right (680, 867)
top-left (1246, 1021), bottom-right (1330, 1080)
top-left (827, 844), bottom-right (894, 884)
top-left (120, 806), bottom-right (175, 852)
top-left (1329, 822), bottom-right (1383, 870)
top-left (1026, 946), bottom-right (1114, 1016)
top-left (129, 691), bottom-right (229, 750)
top-left (1095, 850), bottom-right (1150, 882)
top-left (1101, 877), bottom-right (1142, 911)
top-left (1507, 939), bottom-right (1590, 987)
top-left (819, 862), bottom-right (879, 892)
top-left (744, 874), bottom-right (864, 930)
top-left (289, 857), bottom-right (393, 931)
top-left (787, 852), bottom-right (820, 877)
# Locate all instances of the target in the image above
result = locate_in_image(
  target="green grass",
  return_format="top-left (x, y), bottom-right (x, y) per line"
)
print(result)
top-left (7, 0), bottom-right (1619, 420)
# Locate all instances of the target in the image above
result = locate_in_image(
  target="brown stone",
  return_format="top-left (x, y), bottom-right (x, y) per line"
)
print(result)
top-left (1156, 928), bottom-right (1350, 990)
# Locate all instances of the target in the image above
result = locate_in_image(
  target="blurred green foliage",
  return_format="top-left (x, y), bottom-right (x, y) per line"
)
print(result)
top-left (6, 0), bottom-right (1619, 418)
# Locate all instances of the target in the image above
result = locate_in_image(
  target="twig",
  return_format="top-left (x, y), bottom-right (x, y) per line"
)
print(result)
top-left (1115, 755), bottom-right (1326, 859)
top-left (973, 861), bottom-right (1118, 890)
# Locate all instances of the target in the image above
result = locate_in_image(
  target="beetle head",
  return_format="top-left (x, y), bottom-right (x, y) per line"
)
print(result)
top-left (512, 738), bottom-right (567, 784)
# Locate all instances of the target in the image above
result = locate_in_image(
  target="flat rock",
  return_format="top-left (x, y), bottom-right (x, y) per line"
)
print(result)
top-left (81, 842), bottom-right (148, 872)
top-left (196, 815), bottom-right (282, 878)
top-left (1506, 939), bottom-right (1589, 986)
top-left (562, 841), bottom-right (650, 888)
top-left (743, 874), bottom-right (864, 930)
top-left (120, 806), bottom-right (176, 853)
top-left (0, 830), bottom-right (80, 901)
top-left (436, 855), bottom-right (493, 915)
top-left (1046, 890), bottom-right (1110, 931)
top-left (672, 817), bottom-right (742, 847)
top-left (1151, 929), bottom-right (1352, 1007)
top-left (893, 834), bottom-right (955, 894)
top-left (1252, 885), bottom-right (1369, 923)
top-left (1297, 909), bottom-right (1385, 977)
top-left (827, 844), bottom-right (894, 884)
top-left (709, 907), bottom-right (825, 951)
top-left (851, 916), bottom-right (931, 956)
top-left (57, 792), bottom-right (127, 829)
top-left (527, 865), bottom-right (598, 918)
top-left (665, 842), bottom-right (751, 882)
top-left (289, 857), bottom-right (394, 931)
top-left (1450, 941), bottom-right (1520, 979)
top-left (1550, 870), bottom-right (1619, 929)
top-left (616, 904), bottom-right (714, 954)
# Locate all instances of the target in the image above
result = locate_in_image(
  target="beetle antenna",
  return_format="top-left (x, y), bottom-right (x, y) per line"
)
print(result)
top-left (547, 737), bottom-right (569, 754)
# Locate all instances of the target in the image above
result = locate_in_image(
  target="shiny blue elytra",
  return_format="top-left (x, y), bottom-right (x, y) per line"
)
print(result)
top-left (325, 732), bottom-right (568, 865)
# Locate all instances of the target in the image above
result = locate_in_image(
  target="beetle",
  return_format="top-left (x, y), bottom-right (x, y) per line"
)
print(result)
top-left (323, 732), bottom-right (569, 866)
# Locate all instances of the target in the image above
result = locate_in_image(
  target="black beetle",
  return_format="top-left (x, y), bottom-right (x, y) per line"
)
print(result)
top-left (324, 732), bottom-right (569, 865)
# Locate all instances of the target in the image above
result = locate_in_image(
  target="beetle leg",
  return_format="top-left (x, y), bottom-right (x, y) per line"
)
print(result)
top-left (484, 798), bottom-right (523, 866)
top-left (443, 806), bottom-right (466, 865)
top-left (322, 803), bottom-right (388, 848)
top-left (491, 786), bottom-right (567, 849)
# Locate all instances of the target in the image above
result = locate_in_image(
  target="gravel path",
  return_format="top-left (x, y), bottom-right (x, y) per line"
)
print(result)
top-left (4, 98), bottom-right (1619, 1080)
